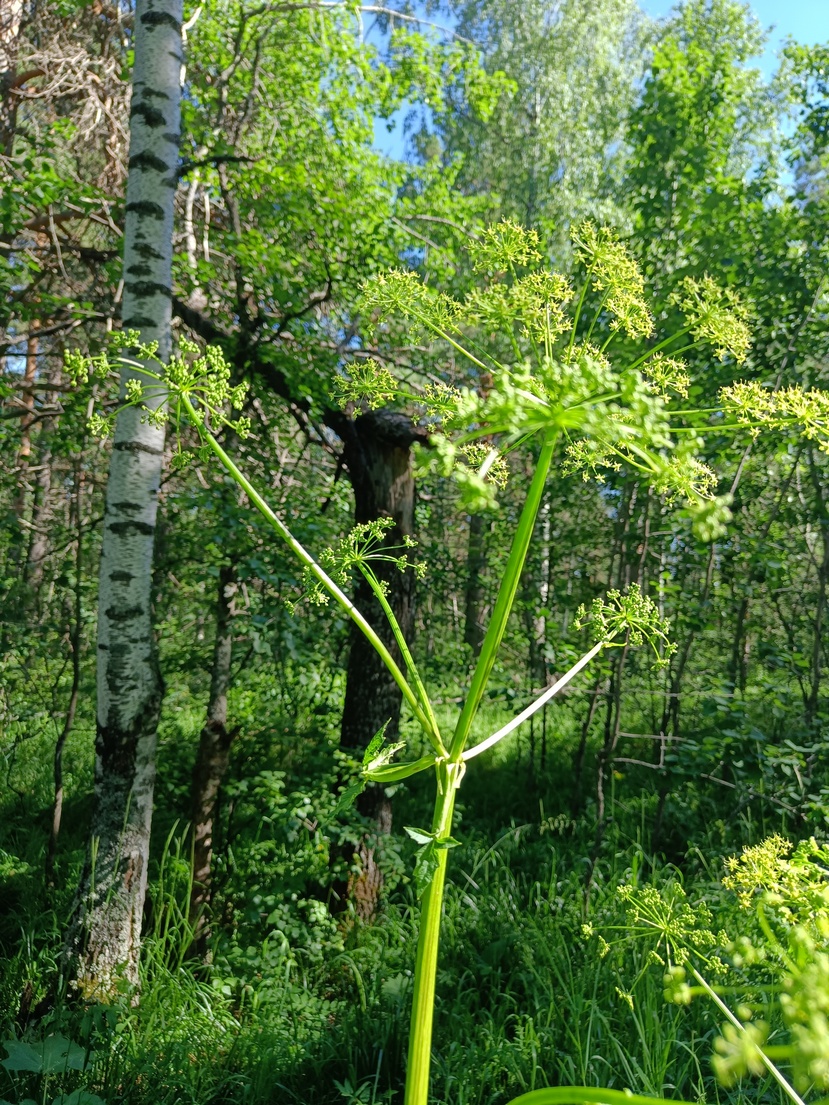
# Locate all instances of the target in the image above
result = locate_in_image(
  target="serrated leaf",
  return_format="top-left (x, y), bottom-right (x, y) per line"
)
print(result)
top-left (361, 721), bottom-right (390, 768)
top-left (366, 740), bottom-right (406, 773)
top-left (334, 778), bottom-right (366, 817)
top-left (404, 825), bottom-right (434, 846)
top-left (412, 840), bottom-right (440, 897)
top-left (408, 832), bottom-right (463, 896)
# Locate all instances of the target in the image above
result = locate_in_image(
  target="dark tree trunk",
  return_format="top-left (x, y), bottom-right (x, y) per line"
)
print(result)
top-left (332, 409), bottom-right (428, 919)
top-left (463, 511), bottom-right (490, 656)
top-left (189, 562), bottom-right (237, 951)
top-left (339, 410), bottom-right (426, 750)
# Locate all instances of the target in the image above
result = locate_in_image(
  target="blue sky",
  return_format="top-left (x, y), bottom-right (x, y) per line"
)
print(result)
top-left (641, 0), bottom-right (829, 74)
top-left (373, 1), bottom-right (829, 156)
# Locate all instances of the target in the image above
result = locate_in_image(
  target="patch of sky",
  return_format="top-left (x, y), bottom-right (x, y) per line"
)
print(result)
top-left (641, 0), bottom-right (829, 75)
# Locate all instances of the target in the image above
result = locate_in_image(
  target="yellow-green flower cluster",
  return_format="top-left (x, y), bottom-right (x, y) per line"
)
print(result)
top-left (721, 381), bottom-right (829, 448)
top-left (642, 352), bottom-right (690, 398)
top-left (468, 218), bottom-right (541, 272)
top-left (333, 359), bottom-right (398, 410)
top-left (572, 220), bottom-right (653, 340)
top-left (575, 583), bottom-right (676, 665)
top-left (360, 269), bottom-right (460, 332)
top-left (672, 276), bottom-right (751, 362)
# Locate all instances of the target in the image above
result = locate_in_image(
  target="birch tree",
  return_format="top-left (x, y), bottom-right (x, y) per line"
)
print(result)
top-left (65, 0), bottom-right (182, 999)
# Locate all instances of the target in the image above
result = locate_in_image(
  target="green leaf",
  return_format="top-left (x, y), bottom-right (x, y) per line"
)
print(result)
top-left (361, 721), bottom-right (390, 768)
top-left (405, 829), bottom-right (462, 896)
top-left (404, 825), bottom-right (433, 846)
top-left (52, 1093), bottom-right (107, 1105)
top-left (333, 778), bottom-right (366, 818)
top-left (1, 1039), bottom-right (42, 1072)
top-left (0, 1034), bottom-right (88, 1078)
top-left (38, 1035), bottom-right (88, 1073)
top-left (334, 721), bottom-right (396, 816)
top-left (412, 839), bottom-right (440, 897)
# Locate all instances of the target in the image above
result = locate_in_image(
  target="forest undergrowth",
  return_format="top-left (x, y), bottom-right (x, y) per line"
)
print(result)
top-left (0, 685), bottom-right (803, 1105)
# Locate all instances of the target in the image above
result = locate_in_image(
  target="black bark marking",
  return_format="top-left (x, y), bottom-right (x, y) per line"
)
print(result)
top-left (140, 87), bottom-right (171, 100)
top-left (104, 604), bottom-right (144, 622)
top-left (126, 200), bottom-right (164, 220)
top-left (130, 103), bottom-right (166, 128)
top-left (110, 570), bottom-right (135, 582)
top-left (113, 440), bottom-right (164, 456)
top-left (108, 519), bottom-right (155, 537)
top-left (128, 151), bottom-right (168, 172)
top-left (133, 243), bottom-right (164, 260)
top-left (112, 501), bottom-right (143, 513)
top-left (140, 10), bottom-right (182, 30)
top-left (163, 131), bottom-right (181, 146)
top-left (126, 263), bottom-right (152, 277)
top-left (124, 280), bottom-right (172, 299)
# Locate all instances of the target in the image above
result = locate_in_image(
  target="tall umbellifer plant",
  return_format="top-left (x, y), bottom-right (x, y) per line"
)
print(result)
top-left (70, 221), bottom-right (829, 1105)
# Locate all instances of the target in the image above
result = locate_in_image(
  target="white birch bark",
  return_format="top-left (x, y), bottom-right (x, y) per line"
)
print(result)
top-left (67, 0), bottom-right (182, 999)
top-left (0, 0), bottom-right (24, 154)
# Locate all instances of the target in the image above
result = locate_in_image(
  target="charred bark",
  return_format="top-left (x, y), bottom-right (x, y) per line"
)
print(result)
top-left (338, 409), bottom-right (428, 750)
top-left (330, 408), bottom-right (428, 919)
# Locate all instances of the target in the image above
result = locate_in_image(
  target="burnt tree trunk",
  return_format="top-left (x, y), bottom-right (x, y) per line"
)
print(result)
top-left (334, 409), bottom-right (428, 919)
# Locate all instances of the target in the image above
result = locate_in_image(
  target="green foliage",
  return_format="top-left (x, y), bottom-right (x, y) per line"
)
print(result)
top-left (7, 2), bottom-right (829, 1103)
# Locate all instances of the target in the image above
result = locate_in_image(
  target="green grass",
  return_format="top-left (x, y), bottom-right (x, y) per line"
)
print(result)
top-left (0, 687), bottom-right (798, 1105)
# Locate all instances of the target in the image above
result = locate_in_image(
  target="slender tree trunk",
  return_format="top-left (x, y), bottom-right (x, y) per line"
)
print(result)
top-left (64, 0), bottom-right (182, 1000)
top-left (806, 452), bottom-right (829, 725)
top-left (7, 327), bottom-right (39, 591)
top-left (25, 445), bottom-right (52, 593)
top-left (46, 464), bottom-right (85, 887)
top-left (13, 326), bottom-right (38, 516)
top-left (463, 511), bottom-right (490, 656)
top-left (189, 562), bottom-right (237, 951)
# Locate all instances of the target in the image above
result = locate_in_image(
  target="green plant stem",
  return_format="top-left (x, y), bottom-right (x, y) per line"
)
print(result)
top-left (690, 966), bottom-right (806, 1105)
top-left (625, 327), bottom-right (694, 372)
top-left (505, 1089), bottom-right (699, 1105)
top-left (185, 396), bottom-right (434, 739)
top-left (407, 307), bottom-right (493, 373)
top-left (359, 564), bottom-right (445, 756)
top-left (567, 261), bottom-right (597, 358)
top-left (449, 429), bottom-right (558, 761)
top-left (463, 639), bottom-right (605, 761)
top-left (404, 759), bottom-right (461, 1105)
top-left (403, 431), bottom-right (559, 1105)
